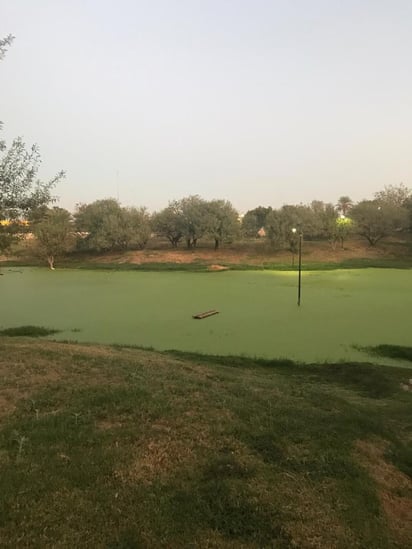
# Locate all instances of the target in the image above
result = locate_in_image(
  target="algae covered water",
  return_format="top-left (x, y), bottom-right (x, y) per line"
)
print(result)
top-left (1, 267), bottom-right (411, 364)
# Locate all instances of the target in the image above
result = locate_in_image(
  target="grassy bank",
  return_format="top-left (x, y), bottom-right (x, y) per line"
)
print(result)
top-left (0, 338), bottom-right (411, 547)
top-left (3, 256), bottom-right (412, 272)
top-left (2, 235), bottom-right (412, 272)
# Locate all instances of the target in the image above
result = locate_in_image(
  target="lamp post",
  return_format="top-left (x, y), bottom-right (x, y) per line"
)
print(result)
top-left (292, 228), bottom-right (303, 306)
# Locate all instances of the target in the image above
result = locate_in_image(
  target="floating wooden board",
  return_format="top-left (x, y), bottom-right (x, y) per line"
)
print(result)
top-left (192, 310), bottom-right (219, 319)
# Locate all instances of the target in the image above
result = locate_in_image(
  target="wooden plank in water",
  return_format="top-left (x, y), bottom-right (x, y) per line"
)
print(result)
top-left (192, 310), bottom-right (219, 319)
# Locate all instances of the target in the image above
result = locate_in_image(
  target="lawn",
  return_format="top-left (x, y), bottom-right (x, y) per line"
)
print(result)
top-left (0, 338), bottom-right (411, 547)
top-left (1, 267), bottom-right (412, 364)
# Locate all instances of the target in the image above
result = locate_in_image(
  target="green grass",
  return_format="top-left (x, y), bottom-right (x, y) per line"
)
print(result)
top-left (0, 325), bottom-right (60, 337)
top-left (363, 344), bottom-right (412, 362)
top-left (0, 338), bottom-right (411, 547)
top-left (3, 252), bottom-right (412, 272)
top-left (1, 267), bottom-right (412, 365)
top-left (75, 261), bottom-right (212, 272)
top-left (233, 257), bottom-right (412, 271)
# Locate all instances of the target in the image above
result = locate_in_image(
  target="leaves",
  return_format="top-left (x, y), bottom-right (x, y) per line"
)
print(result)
top-left (74, 199), bottom-right (151, 252)
top-left (0, 34), bottom-right (14, 61)
top-left (350, 200), bottom-right (409, 246)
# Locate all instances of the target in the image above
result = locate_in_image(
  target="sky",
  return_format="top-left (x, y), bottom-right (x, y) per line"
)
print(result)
top-left (1, 0), bottom-right (411, 213)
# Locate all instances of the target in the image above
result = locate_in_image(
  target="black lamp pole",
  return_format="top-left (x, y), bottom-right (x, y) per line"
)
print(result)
top-left (297, 232), bottom-right (302, 306)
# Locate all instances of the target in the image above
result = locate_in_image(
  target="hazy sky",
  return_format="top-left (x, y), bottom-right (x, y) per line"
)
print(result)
top-left (1, 0), bottom-right (411, 213)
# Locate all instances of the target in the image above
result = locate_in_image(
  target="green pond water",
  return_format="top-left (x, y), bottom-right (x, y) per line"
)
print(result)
top-left (1, 267), bottom-right (411, 365)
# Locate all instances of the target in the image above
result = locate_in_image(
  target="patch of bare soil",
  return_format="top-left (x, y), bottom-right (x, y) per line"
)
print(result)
top-left (80, 237), bottom-right (409, 267)
top-left (208, 264), bottom-right (229, 271)
top-left (355, 439), bottom-right (412, 547)
top-left (114, 248), bottom-right (262, 265)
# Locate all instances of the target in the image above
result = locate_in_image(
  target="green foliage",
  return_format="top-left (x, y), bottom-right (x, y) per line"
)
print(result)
top-left (265, 209), bottom-right (284, 248)
top-left (205, 199), bottom-right (240, 249)
top-left (241, 206), bottom-right (272, 237)
top-left (334, 215), bottom-right (353, 248)
top-left (336, 196), bottom-right (353, 216)
top-left (0, 139), bottom-right (65, 253)
top-left (350, 199), bottom-right (409, 245)
top-left (33, 207), bottom-right (74, 269)
top-left (374, 184), bottom-right (412, 233)
top-left (374, 184), bottom-right (411, 207)
top-left (151, 200), bottom-right (185, 247)
top-left (153, 196), bottom-right (240, 249)
top-left (265, 204), bottom-right (323, 250)
top-left (179, 195), bottom-right (210, 248)
top-left (406, 197), bottom-right (412, 232)
top-left (75, 199), bottom-right (150, 252)
top-left (75, 199), bottom-right (125, 251)
top-left (122, 207), bottom-right (151, 250)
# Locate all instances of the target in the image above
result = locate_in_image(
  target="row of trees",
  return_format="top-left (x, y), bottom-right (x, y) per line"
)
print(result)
top-left (152, 196), bottom-right (239, 249)
top-left (24, 196), bottom-right (239, 268)
top-left (3, 183), bottom-right (408, 269)
top-left (243, 185), bottom-right (412, 249)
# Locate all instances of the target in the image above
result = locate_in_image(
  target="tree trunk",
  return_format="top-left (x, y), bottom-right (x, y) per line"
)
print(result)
top-left (47, 256), bottom-right (55, 270)
top-left (214, 238), bottom-right (219, 250)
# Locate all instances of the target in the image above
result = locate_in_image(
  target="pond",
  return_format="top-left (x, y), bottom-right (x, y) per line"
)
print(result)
top-left (1, 267), bottom-right (411, 364)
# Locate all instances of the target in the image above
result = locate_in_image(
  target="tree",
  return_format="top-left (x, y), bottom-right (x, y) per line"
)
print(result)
top-left (309, 202), bottom-right (353, 248)
top-left (374, 184), bottom-right (411, 207)
top-left (334, 215), bottom-right (353, 248)
top-left (33, 207), bottom-right (74, 269)
top-left (151, 201), bottom-right (185, 247)
top-left (265, 203), bottom-right (327, 262)
top-left (180, 195), bottom-right (210, 248)
top-left (75, 199), bottom-right (151, 252)
top-left (0, 138), bottom-right (65, 253)
top-left (75, 199), bottom-right (124, 251)
top-left (350, 200), bottom-right (409, 246)
top-left (265, 206), bottom-right (301, 251)
top-left (265, 209), bottom-right (284, 248)
top-left (280, 206), bottom-right (307, 264)
top-left (122, 207), bottom-right (151, 250)
top-left (0, 35), bottom-right (14, 61)
top-left (310, 201), bottom-right (337, 241)
top-left (405, 196), bottom-right (412, 232)
top-left (206, 200), bottom-right (240, 250)
top-left (241, 206), bottom-right (272, 237)
top-left (336, 196), bottom-right (353, 216)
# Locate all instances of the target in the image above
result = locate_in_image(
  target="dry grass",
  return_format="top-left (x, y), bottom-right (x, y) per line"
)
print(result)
top-left (82, 236), bottom-right (409, 266)
top-left (355, 439), bottom-right (412, 547)
top-left (0, 338), bottom-right (411, 547)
